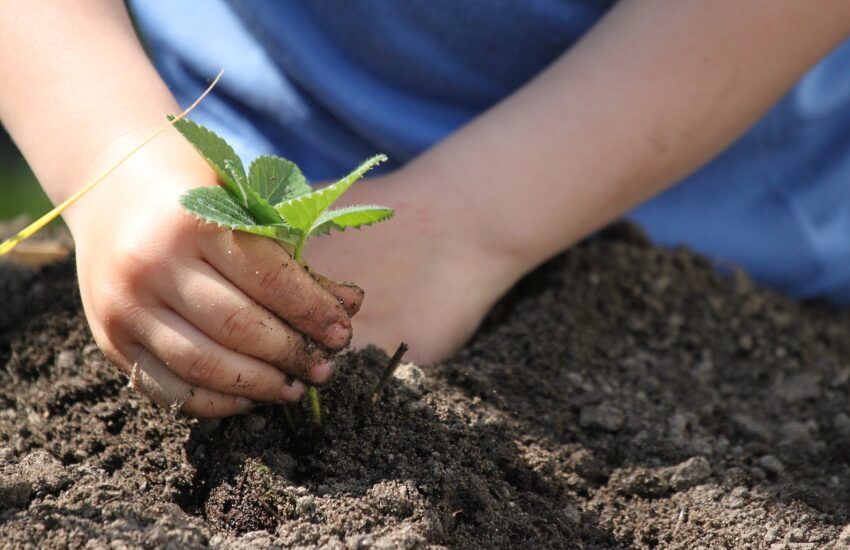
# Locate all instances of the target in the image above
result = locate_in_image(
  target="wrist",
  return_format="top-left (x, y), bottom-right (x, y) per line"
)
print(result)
top-left (399, 154), bottom-right (534, 286)
top-left (62, 126), bottom-right (216, 240)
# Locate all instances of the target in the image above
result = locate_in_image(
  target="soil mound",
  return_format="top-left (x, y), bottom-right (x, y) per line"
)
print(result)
top-left (2, 225), bottom-right (850, 548)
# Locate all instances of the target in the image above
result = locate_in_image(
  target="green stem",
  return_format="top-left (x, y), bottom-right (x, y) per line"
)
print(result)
top-left (293, 238), bottom-right (306, 263)
top-left (292, 239), bottom-right (322, 426)
top-left (282, 404), bottom-right (296, 431)
top-left (307, 386), bottom-right (321, 425)
top-left (293, 237), bottom-right (321, 425)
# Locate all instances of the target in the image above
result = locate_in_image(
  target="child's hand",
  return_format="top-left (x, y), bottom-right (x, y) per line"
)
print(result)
top-left (65, 135), bottom-right (361, 417)
top-left (304, 167), bottom-right (526, 365)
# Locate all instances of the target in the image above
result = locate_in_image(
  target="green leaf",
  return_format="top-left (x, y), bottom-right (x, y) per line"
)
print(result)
top-left (169, 116), bottom-right (247, 199)
top-left (276, 154), bottom-right (387, 236)
top-left (310, 204), bottom-right (394, 237)
top-left (179, 187), bottom-right (295, 243)
top-left (180, 187), bottom-right (268, 235)
top-left (224, 160), bottom-right (284, 226)
top-left (248, 155), bottom-right (312, 205)
top-left (168, 117), bottom-right (284, 227)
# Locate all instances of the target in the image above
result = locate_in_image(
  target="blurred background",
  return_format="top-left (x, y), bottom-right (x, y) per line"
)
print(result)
top-left (1, 128), bottom-right (52, 222)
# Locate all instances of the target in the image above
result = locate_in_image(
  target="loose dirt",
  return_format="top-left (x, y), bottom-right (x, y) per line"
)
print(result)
top-left (2, 224), bottom-right (850, 549)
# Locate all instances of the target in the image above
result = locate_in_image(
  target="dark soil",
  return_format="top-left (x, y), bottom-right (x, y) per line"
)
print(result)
top-left (2, 224), bottom-right (850, 549)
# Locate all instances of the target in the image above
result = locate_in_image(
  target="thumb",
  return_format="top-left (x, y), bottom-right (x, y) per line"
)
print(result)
top-left (309, 269), bottom-right (364, 317)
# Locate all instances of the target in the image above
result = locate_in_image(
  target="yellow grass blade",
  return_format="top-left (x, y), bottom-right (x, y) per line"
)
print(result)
top-left (0, 70), bottom-right (224, 256)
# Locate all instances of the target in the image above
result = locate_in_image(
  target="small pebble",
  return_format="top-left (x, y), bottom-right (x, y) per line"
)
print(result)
top-left (393, 363), bottom-right (425, 395)
top-left (579, 403), bottom-right (625, 432)
top-left (669, 456), bottom-right (711, 491)
top-left (773, 373), bottom-right (820, 403)
top-left (0, 446), bottom-right (15, 464)
top-left (16, 450), bottom-right (69, 493)
top-left (779, 420), bottom-right (813, 447)
top-left (296, 495), bottom-right (316, 515)
top-left (0, 474), bottom-right (32, 509)
top-left (758, 455), bottom-right (784, 476)
top-left (55, 350), bottom-right (76, 370)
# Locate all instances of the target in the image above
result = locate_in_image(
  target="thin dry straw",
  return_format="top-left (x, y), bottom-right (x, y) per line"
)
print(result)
top-left (0, 70), bottom-right (224, 256)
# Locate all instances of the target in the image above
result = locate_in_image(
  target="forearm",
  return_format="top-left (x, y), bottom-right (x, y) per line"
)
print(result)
top-left (0, 1), bottom-right (184, 207)
top-left (409, 0), bottom-right (850, 269)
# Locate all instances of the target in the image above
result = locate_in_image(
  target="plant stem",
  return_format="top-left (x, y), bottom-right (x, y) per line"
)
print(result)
top-left (292, 239), bottom-right (322, 425)
top-left (307, 386), bottom-right (321, 424)
top-left (370, 342), bottom-right (410, 405)
top-left (293, 239), bottom-right (305, 263)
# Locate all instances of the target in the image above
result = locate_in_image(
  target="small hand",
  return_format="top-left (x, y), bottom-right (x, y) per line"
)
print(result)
top-left (67, 140), bottom-right (361, 417)
top-left (305, 166), bottom-right (524, 364)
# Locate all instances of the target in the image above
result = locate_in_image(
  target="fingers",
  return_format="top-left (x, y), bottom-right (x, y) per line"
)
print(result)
top-left (158, 257), bottom-right (332, 382)
top-left (309, 270), bottom-right (364, 316)
top-left (123, 346), bottom-right (255, 418)
top-left (128, 306), bottom-right (307, 403)
top-left (198, 230), bottom-right (353, 350)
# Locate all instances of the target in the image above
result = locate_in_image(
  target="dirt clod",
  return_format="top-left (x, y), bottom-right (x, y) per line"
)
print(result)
top-left (579, 402), bottom-right (626, 432)
top-left (668, 456), bottom-right (711, 491)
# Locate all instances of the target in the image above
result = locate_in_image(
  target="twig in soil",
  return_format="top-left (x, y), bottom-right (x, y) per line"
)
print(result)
top-left (672, 508), bottom-right (687, 537)
top-left (129, 362), bottom-right (141, 393)
top-left (369, 342), bottom-right (409, 405)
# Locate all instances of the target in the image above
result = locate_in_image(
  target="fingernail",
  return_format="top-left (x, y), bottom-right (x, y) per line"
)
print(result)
top-left (308, 360), bottom-right (334, 384)
top-left (280, 379), bottom-right (307, 402)
top-left (324, 323), bottom-right (351, 349)
top-left (234, 397), bottom-right (256, 411)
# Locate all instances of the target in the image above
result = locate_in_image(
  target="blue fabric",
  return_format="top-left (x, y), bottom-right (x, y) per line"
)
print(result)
top-left (129, 0), bottom-right (850, 306)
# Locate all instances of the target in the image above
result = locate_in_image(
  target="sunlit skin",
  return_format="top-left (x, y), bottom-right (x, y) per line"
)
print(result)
top-left (2, 0), bottom-right (850, 416)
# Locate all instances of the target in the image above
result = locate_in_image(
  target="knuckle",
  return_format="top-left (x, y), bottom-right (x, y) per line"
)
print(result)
top-left (270, 331), bottom-right (305, 368)
top-left (91, 293), bottom-right (142, 341)
top-left (114, 245), bottom-right (158, 291)
top-left (183, 349), bottom-right (221, 385)
top-left (186, 212), bottom-right (223, 242)
top-left (216, 305), bottom-right (259, 350)
top-left (288, 289), bottom-right (349, 336)
top-left (179, 397), bottom-right (212, 418)
top-left (101, 298), bottom-right (147, 338)
top-left (257, 262), bottom-right (296, 304)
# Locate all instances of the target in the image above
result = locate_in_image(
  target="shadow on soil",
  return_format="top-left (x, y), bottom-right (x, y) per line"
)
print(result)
top-left (2, 223), bottom-right (850, 547)
top-left (178, 346), bottom-right (621, 548)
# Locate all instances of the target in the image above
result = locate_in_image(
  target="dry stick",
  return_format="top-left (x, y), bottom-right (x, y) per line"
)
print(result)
top-left (369, 342), bottom-right (410, 405)
top-left (0, 70), bottom-right (225, 255)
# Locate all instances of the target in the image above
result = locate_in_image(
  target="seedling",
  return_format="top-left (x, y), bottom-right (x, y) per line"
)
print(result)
top-left (171, 118), bottom-right (394, 424)
top-left (0, 73), bottom-right (391, 424)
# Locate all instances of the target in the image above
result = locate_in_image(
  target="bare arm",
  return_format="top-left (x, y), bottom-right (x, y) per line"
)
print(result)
top-left (408, 0), bottom-right (850, 271)
top-left (0, 0), bottom-right (183, 202)
top-left (307, 0), bottom-right (850, 360)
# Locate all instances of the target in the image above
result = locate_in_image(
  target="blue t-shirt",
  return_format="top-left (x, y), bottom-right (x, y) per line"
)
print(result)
top-left (130, 0), bottom-right (850, 306)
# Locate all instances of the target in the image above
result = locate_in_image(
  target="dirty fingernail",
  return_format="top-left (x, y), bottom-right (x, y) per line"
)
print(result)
top-left (308, 360), bottom-right (334, 384)
top-left (280, 379), bottom-right (307, 402)
top-left (235, 396), bottom-right (255, 409)
top-left (324, 323), bottom-right (351, 349)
